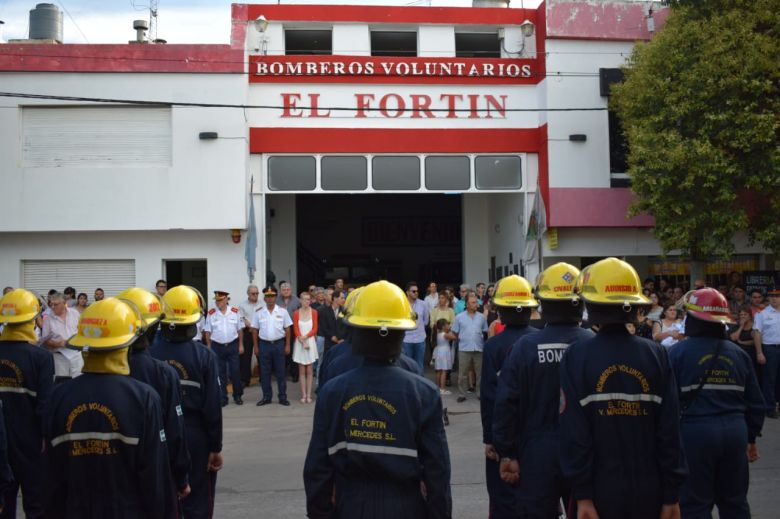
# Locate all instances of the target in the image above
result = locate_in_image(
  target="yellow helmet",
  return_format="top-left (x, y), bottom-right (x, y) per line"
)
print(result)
top-left (345, 281), bottom-right (416, 331)
top-left (535, 263), bottom-right (581, 301)
top-left (117, 287), bottom-right (170, 330)
top-left (68, 298), bottom-right (142, 351)
top-left (492, 275), bottom-right (539, 309)
top-left (339, 286), bottom-right (364, 319)
top-left (0, 288), bottom-right (42, 325)
top-left (576, 257), bottom-right (650, 305)
top-left (160, 285), bottom-right (204, 325)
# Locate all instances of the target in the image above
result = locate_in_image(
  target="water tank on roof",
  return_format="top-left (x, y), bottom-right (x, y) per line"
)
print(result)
top-left (29, 3), bottom-right (63, 43)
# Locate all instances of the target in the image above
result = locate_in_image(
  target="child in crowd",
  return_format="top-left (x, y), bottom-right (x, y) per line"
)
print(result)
top-left (432, 319), bottom-right (453, 394)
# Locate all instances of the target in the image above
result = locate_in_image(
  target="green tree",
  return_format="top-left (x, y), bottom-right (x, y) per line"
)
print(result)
top-left (611, 0), bottom-right (780, 268)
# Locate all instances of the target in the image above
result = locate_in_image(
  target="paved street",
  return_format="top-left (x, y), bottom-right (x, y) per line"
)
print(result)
top-left (215, 376), bottom-right (780, 519)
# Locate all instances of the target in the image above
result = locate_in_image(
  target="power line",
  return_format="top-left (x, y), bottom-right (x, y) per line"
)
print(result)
top-left (54, 0), bottom-right (89, 44)
top-left (0, 91), bottom-right (607, 112)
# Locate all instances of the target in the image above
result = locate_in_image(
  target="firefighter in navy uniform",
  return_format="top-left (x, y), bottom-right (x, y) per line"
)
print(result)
top-left (150, 285), bottom-right (223, 519)
top-left (493, 263), bottom-right (595, 518)
top-left (668, 288), bottom-right (764, 518)
top-left (559, 258), bottom-right (687, 519)
top-left (478, 274), bottom-right (539, 518)
top-left (304, 280), bottom-right (452, 519)
top-left (44, 298), bottom-right (173, 518)
top-left (118, 287), bottom-right (192, 502)
top-left (0, 288), bottom-right (54, 519)
top-left (0, 402), bottom-right (13, 515)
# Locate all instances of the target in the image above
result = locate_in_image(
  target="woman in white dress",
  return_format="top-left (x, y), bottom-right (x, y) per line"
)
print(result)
top-left (293, 292), bottom-right (319, 403)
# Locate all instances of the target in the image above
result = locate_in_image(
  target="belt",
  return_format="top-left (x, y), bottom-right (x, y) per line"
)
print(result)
top-left (764, 344), bottom-right (780, 348)
top-left (260, 337), bottom-right (285, 344)
top-left (213, 339), bottom-right (237, 346)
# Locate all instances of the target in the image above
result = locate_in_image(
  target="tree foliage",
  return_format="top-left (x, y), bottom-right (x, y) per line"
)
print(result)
top-left (611, 0), bottom-right (780, 258)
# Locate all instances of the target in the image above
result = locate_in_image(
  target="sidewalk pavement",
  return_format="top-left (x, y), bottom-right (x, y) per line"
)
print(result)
top-left (214, 378), bottom-right (780, 518)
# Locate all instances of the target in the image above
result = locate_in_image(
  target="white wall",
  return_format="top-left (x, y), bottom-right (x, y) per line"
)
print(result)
top-left (250, 22), bottom-right (528, 59)
top-left (487, 192), bottom-right (526, 277)
top-left (265, 194), bottom-right (297, 287)
top-left (419, 26), bottom-right (454, 57)
top-left (462, 194), bottom-right (490, 286)
top-left (333, 25), bottom-right (370, 56)
top-left (0, 73), bottom-right (248, 232)
top-left (0, 230), bottom-right (252, 298)
top-left (544, 39), bottom-right (634, 188)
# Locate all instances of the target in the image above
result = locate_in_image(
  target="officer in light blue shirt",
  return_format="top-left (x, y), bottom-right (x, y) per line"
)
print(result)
top-left (753, 286), bottom-right (780, 418)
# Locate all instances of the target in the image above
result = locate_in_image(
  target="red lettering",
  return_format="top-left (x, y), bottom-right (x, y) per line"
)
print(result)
top-left (379, 94), bottom-right (405, 118)
top-left (355, 94), bottom-right (375, 118)
top-left (410, 95), bottom-right (434, 119)
top-left (281, 93), bottom-right (303, 118)
top-left (468, 94), bottom-right (480, 119)
top-left (484, 95), bottom-right (507, 119)
top-left (308, 93), bottom-right (331, 118)
top-left (440, 94), bottom-right (462, 119)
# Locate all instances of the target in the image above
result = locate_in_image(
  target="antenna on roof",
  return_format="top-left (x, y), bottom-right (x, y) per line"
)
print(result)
top-left (149, 0), bottom-right (159, 42)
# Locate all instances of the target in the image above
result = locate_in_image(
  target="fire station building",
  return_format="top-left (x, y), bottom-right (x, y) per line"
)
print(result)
top-left (0, 1), bottom-right (772, 298)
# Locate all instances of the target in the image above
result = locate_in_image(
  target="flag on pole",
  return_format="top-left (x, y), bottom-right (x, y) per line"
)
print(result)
top-left (524, 184), bottom-right (547, 262)
top-left (244, 178), bottom-right (257, 282)
top-left (525, 184), bottom-right (547, 241)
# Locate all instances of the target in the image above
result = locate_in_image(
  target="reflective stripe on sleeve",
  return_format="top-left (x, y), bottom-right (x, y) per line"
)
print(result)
top-left (180, 380), bottom-right (202, 389)
top-left (680, 384), bottom-right (745, 393)
top-left (579, 392), bottom-right (663, 406)
top-left (327, 441), bottom-right (418, 458)
top-left (0, 386), bottom-right (37, 397)
top-left (51, 431), bottom-right (140, 447)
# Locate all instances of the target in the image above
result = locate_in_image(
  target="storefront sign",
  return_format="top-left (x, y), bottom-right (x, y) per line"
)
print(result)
top-left (743, 271), bottom-right (778, 296)
top-left (249, 56), bottom-right (539, 85)
top-left (279, 92), bottom-right (509, 119)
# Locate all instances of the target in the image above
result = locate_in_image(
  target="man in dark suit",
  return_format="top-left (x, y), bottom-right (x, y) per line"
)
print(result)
top-left (319, 289), bottom-right (346, 353)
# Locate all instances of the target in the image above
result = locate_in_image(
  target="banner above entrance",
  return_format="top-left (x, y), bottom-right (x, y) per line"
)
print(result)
top-left (248, 56), bottom-right (540, 85)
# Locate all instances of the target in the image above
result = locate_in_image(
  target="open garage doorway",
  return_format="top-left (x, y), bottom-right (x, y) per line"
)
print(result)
top-left (295, 194), bottom-right (462, 288)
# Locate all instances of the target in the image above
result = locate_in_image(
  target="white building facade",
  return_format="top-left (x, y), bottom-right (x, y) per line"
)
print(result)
top-left (0, 1), bottom-right (773, 299)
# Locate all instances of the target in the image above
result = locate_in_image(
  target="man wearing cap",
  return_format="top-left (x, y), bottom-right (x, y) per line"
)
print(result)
top-left (238, 285), bottom-right (264, 388)
top-left (251, 286), bottom-right (293, 406)
top-left (203, 291), bottom-right (245, 406)
top-left (753, 286), bottom-right (780, 418)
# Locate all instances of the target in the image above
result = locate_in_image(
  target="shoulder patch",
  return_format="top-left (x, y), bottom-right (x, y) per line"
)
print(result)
top-left (208, 308), bottom-right (216, 315)
top-left (231, 307), bottom-right (239, 313)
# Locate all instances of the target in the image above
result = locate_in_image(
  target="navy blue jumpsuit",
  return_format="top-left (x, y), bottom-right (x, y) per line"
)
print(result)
top-left (668, 336), bottom-right (764, 518)
top-left (559, 325), bottom-right (687, 519)
top-left (0, 402), bottom-right (14, 513)
top-left (479, 324), bottom-right (538, 518)
top-left (129, 348), bottom-right (191, 493)
top-left (0, 340), bottom-right (54, 519)
top-left (44, 373), bottom-right (173, 518)
top-left (151, 338), bottom-right (222, 519)
top-left (493, 323), bottom-right (594, 518)
top-left (304, 360), bottom-right (452, 519)
top-left (322, 344), bottom-right (422, 387)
